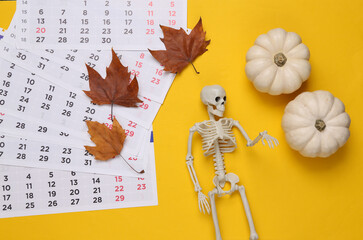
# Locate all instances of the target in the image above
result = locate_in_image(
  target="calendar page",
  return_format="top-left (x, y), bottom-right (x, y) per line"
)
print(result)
top-left (30, 49), bottom-right (176, 105)
top-left (1, 25), bottom-right (177, 131)
top-left (0, 73), bottom-right (151, 177)
top-left (0, 39), bottom-right (162, 130)
top-left (0, 29), bottom-right (153, 176)
top-left (0, 130), bottom-right (150, 177)
top-left (0, 21), bottom-right (173, 149)
top-left (0, 135), bottom-right (157, 218)
top-left (0, 56), bottom-right (151, 155)
top-left (8, 17), bottom-right (176, 105)
top-left (16, 0), bottom-right (187, 50)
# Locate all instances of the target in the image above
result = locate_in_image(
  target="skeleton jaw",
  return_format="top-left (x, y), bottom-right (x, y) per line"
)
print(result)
top-left (208, 105), bottom-right (225, 118)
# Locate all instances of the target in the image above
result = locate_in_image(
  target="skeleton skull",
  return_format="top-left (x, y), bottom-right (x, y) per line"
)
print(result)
top-left (200, 85), bottom-right (226, 117)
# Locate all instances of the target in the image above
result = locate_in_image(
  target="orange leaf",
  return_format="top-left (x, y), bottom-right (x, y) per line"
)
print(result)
top-left (148, 18), bottom-right (210, 74)
top-left (85, 118), bottom-right (126, 161)
top-left (83, 49), bottom-right (143, 107)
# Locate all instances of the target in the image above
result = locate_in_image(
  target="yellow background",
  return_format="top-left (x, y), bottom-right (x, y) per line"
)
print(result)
top-left (1, 0), bottom-right (363, 239)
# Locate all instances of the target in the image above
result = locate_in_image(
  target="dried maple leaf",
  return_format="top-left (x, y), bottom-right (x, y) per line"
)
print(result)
top-left (84, 49), bottom-right (142, 119)
top-left (85, 118), bottom-right (144, 173)
top-left (149, 18), bottom-right (210, 74)
top-left (85, 118), bottom-right (126, 161)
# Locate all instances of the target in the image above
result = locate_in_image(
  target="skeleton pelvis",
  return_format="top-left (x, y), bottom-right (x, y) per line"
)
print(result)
top-left (213, 173), bottom-right (240, 196)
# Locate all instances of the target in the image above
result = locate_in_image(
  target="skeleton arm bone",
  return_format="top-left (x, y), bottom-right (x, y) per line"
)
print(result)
top-left (186, 125), bottom-right (210, 214)
top-left (233, 120), bottom-right (278, 148)
top-left (233, 120), bottom-right (254, 146)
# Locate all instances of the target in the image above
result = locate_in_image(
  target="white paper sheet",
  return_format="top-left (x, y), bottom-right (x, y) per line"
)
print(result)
top-left (0, 135), bottom-right (157, 218)
top-left (16, 0), bottom-right (187, 50)
top-left (0, 129), bottom-right (150, 177)
top-left (0, 26), bottom-right (156, 176)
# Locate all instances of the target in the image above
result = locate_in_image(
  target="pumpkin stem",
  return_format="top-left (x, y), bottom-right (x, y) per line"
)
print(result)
top-left (274, 53), bottom-right (287, 67)
top-left (315, 119), bottom-right (326, 132)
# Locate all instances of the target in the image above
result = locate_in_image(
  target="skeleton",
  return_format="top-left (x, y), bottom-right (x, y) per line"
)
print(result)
top-left (186, 85), bottom-right (278, 240)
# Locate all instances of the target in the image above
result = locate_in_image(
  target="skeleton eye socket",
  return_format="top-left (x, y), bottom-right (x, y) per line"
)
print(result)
top-left (215, 97), bottom-right (220, 102)
top-left (223, 96), bottom-right (226, 101)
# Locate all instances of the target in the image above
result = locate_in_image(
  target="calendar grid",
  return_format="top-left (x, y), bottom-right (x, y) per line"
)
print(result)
top-left (0, 137), bottom-right (157, 218)
top-left (16, 0), bottom-right (187, 50)
top-left (0, 0), bottom-right (186, 219)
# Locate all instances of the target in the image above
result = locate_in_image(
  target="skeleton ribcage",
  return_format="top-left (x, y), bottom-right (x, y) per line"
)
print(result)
top-left (196, 118), bottom-right (237, 156)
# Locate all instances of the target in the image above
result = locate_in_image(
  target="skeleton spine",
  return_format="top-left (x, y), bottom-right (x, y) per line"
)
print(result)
top-left (213, 147), bottom-right (226, 177)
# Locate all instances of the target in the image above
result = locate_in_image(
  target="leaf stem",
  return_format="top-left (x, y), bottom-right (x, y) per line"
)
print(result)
top-left (120, 155), bottom-right (145, 174)
top-left (191, 62), bottom-right (200, 74)
top-left (111, 102), bottom-right (114, 121)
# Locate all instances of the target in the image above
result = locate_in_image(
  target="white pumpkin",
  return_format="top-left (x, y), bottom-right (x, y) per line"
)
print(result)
top-left (245, 28), bottom-right (311, 95)
top-left (282, 90), bottom-right (350, 158)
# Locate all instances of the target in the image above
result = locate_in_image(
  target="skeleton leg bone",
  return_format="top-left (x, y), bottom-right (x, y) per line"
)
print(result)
top-left (236, 185), bottom-right (259, 240)
top-left (208, 188), bottom-right (222, 240)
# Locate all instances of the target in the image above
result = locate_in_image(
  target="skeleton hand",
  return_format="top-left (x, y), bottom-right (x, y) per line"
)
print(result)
top-left (260, 131), bottom-right (279, 148)
top-left (198, 191), bottom-right (210, 214)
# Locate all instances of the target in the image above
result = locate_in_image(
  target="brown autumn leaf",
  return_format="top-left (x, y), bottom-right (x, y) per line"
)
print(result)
top-left (83, 49), bottom-right (142, 119)
top-left (85, 118), bottom-right (145, 174)
top-left (85, 118), bottom-right (126, 161)
top-left (148, 17), bottom-right (210, 74)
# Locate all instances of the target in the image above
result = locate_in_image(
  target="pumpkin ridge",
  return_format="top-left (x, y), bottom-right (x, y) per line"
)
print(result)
top-left (268, 28), bottom-right (287, 51)
top-left (315, 91), bottom-right (335, 119)
top-left (254, 64), bottom-right (276, 88)
top-left (326, 125), bottom-right (349, 132)
top-left (283, 113), bottom-right (314, 129)
top-left (285, 126), bottom-right (315, 150)
top-left (286, 59), bottom-right (310, 81)
top-left (266, 28), bottom-right (279, 52)
top-left (286, 125), bottom-right (313, 132)
top-left (282, 32), bottom-right (302, 53)
top-left (247, 58), bottom-right (274, 79)
top-left (246, 45), bottom-right (271, 61)
top-left (269, 68), bottom-right (287, 94)
top-left (266, 67), bottom-right (279, 90)
top-left (286, 43), bottom-right (307, 59)
top-left (256, 42), bottom-right (273, 54)
top-left (285, 101), bottom-right (315, 120)
top-left (282, 67), bottom-right (303, 93)
top-left (297, 92), bottom-right (318, 116)
top-left (324, 98), bottom-right (343, 121)
top-left (326, 113), bottom-right (350, 128)
top-left (266, 33), bottom-right (277, 53)
top-left (281, 30), bottom-right (287, 49)
top-left (318, 133), bottom-right (325, 156)
top-left (299, 101), bottom-right (317, 119)
top-left (301, 131), bottom-right (318, 154)
top-left (327, 126), bottom-right (350, 147)
top-left (312, 92), bottom-right (320, 118)
top-left (326, 128), bottom-right (342, 148)
top-left (285, 60), bottom-right (304, 81)
top-left (286, 43), bottom-right (300, 55)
